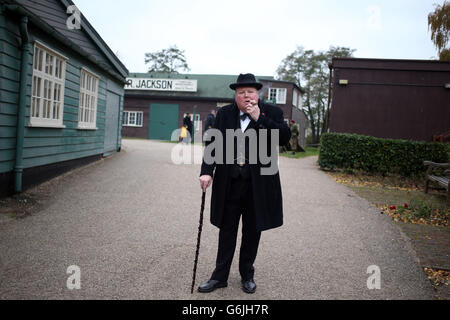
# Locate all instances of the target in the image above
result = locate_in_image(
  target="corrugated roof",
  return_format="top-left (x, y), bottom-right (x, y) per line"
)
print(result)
top-left (126, 73), bottom-right (275, 100)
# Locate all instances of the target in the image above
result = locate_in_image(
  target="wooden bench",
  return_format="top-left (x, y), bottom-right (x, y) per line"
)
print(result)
top-left (424, 161), bottom-right (450, 204)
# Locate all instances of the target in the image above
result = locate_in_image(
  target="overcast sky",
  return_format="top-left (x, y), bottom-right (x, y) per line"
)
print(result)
top-left (73, 0), bottom-right (441, 76)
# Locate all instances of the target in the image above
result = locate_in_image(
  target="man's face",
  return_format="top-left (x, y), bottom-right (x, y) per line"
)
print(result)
top-left (235, 87), bottom-right (259, 113)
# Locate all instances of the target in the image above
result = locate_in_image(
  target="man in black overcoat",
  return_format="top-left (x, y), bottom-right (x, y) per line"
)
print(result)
top-left (198, 74), bottom-right (291, 294)
top-left (204, 109), bottom-right (216, 133)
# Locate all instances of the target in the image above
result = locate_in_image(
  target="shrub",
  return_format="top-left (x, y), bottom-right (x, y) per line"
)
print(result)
top-left (318, 133), bottom-right (449, 177)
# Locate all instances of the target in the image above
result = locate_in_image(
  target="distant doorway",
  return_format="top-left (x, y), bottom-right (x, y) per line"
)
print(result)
top-left (148, 104), bottom-right (179, 140)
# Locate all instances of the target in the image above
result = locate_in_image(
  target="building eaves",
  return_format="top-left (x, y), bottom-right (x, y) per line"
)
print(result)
top-left (126, 73), bottom-right (276, 100)
top-left (332, 57), bottom-right (450, 72)
top-left (260, 78), bottom-right (305, 94)
top-left (60, 0), bottom-right (128, 78)
top-left (4, 0), bottom-right (128, 83)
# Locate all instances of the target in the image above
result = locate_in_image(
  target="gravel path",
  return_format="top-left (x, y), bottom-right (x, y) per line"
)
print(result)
top-left (0, 139), bottom-right (435, 299)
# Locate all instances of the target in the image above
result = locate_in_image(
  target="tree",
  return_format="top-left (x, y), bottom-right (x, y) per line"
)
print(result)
top-left (428, 1), bottom-right (450, 61)
top-left (144, 45), bottom-right (190, 73)
top-left (276, 46), bottom-right (355, 144)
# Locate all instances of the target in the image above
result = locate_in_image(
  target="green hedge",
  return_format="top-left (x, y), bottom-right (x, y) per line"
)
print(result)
top-left (318, 133), bottom-right (449, 176)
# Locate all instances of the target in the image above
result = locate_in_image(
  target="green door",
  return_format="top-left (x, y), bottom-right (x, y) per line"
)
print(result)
top-left (148, 104), bottom-right (179, 140)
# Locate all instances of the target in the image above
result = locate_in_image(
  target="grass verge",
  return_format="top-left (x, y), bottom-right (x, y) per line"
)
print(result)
top-left (280, 147), bottom-right (320, 159)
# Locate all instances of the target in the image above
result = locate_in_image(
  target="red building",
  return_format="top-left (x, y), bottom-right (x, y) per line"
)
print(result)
top-left (329, 58), bottom-right (450, 142)
top-left (123, 73), bottom-right (308, 147)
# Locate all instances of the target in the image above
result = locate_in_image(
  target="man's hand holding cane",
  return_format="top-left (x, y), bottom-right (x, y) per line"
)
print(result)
top-left (200, 175), bottom-right (212, 192)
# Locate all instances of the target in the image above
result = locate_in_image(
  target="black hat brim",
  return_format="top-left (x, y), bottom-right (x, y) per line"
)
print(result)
top-left (230, 82), bottom-right (263, 91)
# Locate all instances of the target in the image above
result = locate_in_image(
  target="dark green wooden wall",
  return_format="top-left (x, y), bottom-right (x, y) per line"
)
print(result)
top-left (0, 10), bottom-right (124, 175)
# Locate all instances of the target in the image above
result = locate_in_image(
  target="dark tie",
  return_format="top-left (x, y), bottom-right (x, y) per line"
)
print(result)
top-left (240, 113), bottom-right (249, 121)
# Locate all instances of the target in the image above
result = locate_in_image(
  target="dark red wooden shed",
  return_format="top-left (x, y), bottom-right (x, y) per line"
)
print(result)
top-left (329, 58), bottom-right (450, 142)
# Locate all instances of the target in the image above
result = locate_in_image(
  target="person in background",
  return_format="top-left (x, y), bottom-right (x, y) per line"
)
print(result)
top-left (204, 109), bottom-right (216, 133)
top-left (183, 113), bottom-right (193, 143)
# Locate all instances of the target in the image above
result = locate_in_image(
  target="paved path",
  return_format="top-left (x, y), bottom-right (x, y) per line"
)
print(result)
top-left (0, 140), bottom-right (435, 299)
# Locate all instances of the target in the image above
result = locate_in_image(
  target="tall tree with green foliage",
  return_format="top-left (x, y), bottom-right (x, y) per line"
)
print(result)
top-left (276, 46), bottom-right (355, 144)
top-left (428, 1), bottom-right (450, 61)
top-left (145, 45), bottom-right (190, 73)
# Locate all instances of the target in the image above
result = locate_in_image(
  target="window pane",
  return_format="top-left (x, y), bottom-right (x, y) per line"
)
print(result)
top-left (43, 100), bottom-right (48, 118)
top-left (80, 92), bottom-right (85, 108)
top-left (43, 80), bottom-right (49, 99)
top-left (34, 48), bottom-right (44, 72)
top-left (91, 96), bottom-right (95, 123)
top-left (32, 76), bottom-right (42, 118)
top-left (269, 88), bottom-right (276, 100)
top-left (81, 72), bottom-right (85, 89)
top-left (45, 54), bottom-right (54, 75)
top-left (55, 58), bottom-right (60, 78)
top-left (123, 112), bottom-right (128, 125)
top-left (281, 89), bottom-right (286, 102)
top-left (130, 112), bottom-right (135, 125)
top-left (53, 102), bottom-right (58, 119)
top-left (85, 95), bottom-right (90, 122)
top-left (32, 76), bottom-right (38, 96)
top-left (87, 76), bottom-right (91, 92)
top-left (39, 49), bottom-right (44, 71)
top-left (31, 98), bottom-right (36, 117)
top-left (136, 112), bottom-right (142, 126)
top-left (53, 84), bottom-right (59, 103)
top-left (34, 47), bottom-right (39, 71)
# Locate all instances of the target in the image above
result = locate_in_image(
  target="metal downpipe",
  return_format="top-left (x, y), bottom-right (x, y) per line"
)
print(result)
top-left (14, 15), bottom-right (31, 193)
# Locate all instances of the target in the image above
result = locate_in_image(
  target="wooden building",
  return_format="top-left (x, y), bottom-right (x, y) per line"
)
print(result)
top-left (329, 58), bottom-right (450, 142)
top-left (0, 0), bottom-right (128, 197)
top-left (123, 73), bottom-right (307, 147)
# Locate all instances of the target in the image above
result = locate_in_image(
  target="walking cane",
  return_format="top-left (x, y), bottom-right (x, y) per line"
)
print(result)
top-left (191, 191), bottom-right (206, 294)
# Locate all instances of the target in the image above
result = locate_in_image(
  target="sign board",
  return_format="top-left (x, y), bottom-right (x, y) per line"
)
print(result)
top-left (125, 78), bottom-right (197, 92)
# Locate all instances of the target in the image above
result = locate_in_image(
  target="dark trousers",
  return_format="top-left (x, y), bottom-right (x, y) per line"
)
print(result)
top-left (211, 176), bottom-right (261, 282)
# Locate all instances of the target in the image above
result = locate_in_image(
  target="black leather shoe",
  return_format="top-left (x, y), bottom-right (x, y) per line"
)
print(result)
top-left (241, 279), bottom-right (256, 294)
top-left (198, 280), bottom-right (228, 293)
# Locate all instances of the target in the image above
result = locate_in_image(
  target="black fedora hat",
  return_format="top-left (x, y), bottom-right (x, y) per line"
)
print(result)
top-left (229, 73), bottom-right (263, 90)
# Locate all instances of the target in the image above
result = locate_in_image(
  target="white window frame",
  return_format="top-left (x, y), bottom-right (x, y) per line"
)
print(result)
top-left (293, 90), bottom-right (298, 108)
top-left (297, 93), bottom-right (303, 109)
top-left (123, 111), bottom-right (143, 127)
top-left (269, 88), bottom-right (287, 104)
top-left (293, 89), bottom-right (303, 109)
top-left (29, 41), bottom-right (67, 128)
top-left (78, 68), bottom-right (99, 130)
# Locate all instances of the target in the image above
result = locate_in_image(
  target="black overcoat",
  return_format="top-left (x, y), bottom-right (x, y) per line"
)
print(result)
top-left (200, 101), bottom-right (291, 232)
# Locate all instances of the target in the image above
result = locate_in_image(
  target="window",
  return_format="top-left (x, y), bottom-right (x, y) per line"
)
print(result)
top-left (123, 111), bottom-right (143, 127)
top-left (293, 89), bottom-right (303, 109)
top-left (30, 41), bottom-right (67, 127)
top-left (268, 88), bottom-right (287, 104)
top-left (216, 102), bottom-right (228, 108)
top-left (297, 93), bottom-right (303, 109)
top-left (78, 68), bottom-right (99, 129)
